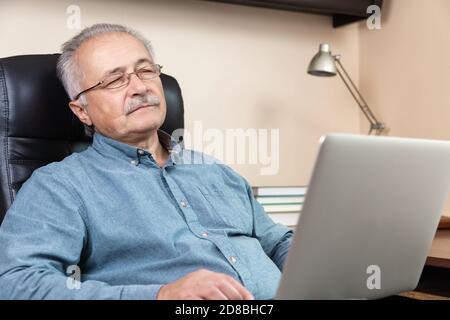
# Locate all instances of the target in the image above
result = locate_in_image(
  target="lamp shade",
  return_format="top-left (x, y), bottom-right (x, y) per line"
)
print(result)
top-left (307, 43), bottom-right (337, 77)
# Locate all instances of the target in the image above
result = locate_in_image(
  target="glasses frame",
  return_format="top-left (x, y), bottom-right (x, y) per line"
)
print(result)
top-left (73, 64), bottom-right (163, 100)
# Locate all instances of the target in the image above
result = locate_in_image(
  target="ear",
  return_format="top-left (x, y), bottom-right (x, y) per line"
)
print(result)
top-left (69, 100), bottom-right (93, 127)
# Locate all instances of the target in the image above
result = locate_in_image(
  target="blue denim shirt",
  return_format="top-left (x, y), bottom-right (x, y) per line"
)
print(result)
top-left (0, 130), bottom-right (292, 300)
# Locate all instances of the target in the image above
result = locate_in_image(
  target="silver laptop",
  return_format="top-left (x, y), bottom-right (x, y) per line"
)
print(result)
top-left (276, 134), bottom-right (450, 299)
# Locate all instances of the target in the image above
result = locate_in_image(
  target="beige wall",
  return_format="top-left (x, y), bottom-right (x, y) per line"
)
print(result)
top-left (359, 0), bottom-right (450, 215)
top-left (1, 0), bottom-right (448, 214)
top-left (0, 0), bottom-right (360, 186)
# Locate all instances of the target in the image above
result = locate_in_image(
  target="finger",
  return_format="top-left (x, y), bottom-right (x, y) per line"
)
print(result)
top-left (201, 287), bottom-right (229, 300)
top-left (216, 280), bottom-right (245, 300)
top-left (224, 276), bottom-right (254, 300)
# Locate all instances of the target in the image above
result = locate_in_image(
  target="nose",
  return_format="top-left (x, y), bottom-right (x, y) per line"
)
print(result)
top-left (128, 73), bottom-right (148, 96)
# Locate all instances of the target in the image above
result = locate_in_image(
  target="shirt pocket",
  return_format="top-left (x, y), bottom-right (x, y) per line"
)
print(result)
top-left (194, 185), bottom-right (253, 233)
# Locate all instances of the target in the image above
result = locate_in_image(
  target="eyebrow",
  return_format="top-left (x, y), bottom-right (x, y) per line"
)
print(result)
top-left (101, 58), bottom-right (154, 78)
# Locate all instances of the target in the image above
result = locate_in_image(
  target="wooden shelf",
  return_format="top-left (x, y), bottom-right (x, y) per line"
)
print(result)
top-left (205, 0), bottom-right (384, 27)
top-left (438, 215), bottom-right (450, 229)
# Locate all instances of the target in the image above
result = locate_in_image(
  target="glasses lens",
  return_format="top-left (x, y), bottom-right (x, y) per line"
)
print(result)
top-left (137, 65), bottom-right (161, 80)
top-left (103, 74), bottom-right (127, 89)
top-left (100, 65), bottom-right (162, 90)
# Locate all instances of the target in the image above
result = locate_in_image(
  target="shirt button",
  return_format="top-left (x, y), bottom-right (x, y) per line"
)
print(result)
top-left (138, 149), bottom-right (145, 155)
top-left (201, 232), bottom-right (209, 238)
top-left (180, 200), bottom-right (187, 208)
top-left (130, 160), bottom-right (138, 166)
top-left (229, 256), bottom-right (237, 264)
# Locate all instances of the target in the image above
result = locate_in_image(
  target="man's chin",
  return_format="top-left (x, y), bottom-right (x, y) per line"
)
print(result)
top-left (127, 119), bottom-right (164, 135)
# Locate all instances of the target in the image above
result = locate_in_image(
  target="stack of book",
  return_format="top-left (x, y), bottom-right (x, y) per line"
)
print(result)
top-left (252, 186), bottom-right (307, 229)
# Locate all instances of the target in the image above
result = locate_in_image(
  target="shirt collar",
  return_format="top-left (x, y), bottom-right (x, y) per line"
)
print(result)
top-left (92, 129), bottom-right (183, 165)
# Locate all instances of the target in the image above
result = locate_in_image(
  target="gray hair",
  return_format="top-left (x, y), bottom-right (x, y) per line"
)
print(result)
top-left (56, 23), bottom-right (156, 136)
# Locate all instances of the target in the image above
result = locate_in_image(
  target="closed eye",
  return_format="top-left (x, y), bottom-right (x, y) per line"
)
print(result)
top-left (103, 74), bottom-right (126, 88)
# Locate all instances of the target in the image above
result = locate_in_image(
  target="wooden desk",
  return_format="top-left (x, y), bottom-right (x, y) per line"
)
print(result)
top-left (426, 229), bottom-right (450, 269)
top-left (398, 229), bottom-right (450, 300)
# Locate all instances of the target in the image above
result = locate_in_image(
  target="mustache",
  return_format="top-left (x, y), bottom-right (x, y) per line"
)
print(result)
top-left (125, 94), bottom-right (161, 115)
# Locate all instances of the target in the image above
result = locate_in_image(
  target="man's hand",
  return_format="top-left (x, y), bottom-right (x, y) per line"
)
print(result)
top-left (156, 269), bottom-right (254, 300)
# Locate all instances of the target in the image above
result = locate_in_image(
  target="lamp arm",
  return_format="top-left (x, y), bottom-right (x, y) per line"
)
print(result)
top-left (334, 58), bottom-right (385, 135)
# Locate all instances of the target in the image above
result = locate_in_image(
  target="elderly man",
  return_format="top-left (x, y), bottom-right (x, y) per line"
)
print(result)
top-left (0, 24), bottom-right (292, 300)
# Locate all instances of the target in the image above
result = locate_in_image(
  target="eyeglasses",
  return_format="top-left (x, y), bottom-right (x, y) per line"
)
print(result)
top-left (74, 64), bottom-right (163, 100)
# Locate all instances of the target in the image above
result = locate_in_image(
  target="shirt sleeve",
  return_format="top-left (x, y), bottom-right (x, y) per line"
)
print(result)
top-left (243, 179), bottom-right (294, 271)
top-left (0, 167), bottom-right (161, 300)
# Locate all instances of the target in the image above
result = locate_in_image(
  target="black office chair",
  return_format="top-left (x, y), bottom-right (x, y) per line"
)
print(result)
top-left (0, 54), bottom-right (185, 224)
